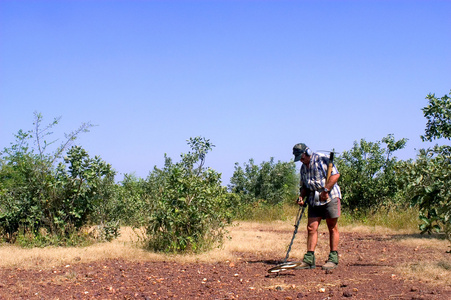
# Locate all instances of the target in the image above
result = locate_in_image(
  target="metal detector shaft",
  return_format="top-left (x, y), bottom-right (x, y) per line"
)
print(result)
top-left (267, 203), bottom-right (307, 273)
top-left (282, 204), bottom-right (306, 263)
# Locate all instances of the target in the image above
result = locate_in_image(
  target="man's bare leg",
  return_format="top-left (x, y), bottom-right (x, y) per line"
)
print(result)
top-left (307, 217), bottom-right (322, 251)
top-left (326, 217), bottom-right (339, 251)
top-left (322, 217), bottom-right (339, 270)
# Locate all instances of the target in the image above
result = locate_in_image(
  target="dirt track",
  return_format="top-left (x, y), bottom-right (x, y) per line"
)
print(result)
top-left (1, 232), bottom-right (450, 299)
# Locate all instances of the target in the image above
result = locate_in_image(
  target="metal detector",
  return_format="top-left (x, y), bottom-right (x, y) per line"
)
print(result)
top-left (267, 203), bottom-right (307, 273)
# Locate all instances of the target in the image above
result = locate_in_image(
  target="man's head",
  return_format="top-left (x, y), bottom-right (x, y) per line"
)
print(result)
top-left (293, 143), bottom-right (312, 164)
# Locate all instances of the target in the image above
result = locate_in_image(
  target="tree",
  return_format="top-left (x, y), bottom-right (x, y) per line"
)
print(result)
top-left (336, 134), bottom-right (407, 211)
top-left (421, 90), bottom-right (451, 142)
top-left (407, 90), bottom-right (451, 241)
top-left (57, 146), bottom-right (117, 241)
top-left (228, 158), bottom-right (298, 206)
top-left (403, 146), bottom-right (450, 239)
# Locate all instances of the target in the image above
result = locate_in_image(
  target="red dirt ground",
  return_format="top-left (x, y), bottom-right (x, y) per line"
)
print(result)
top-left (1, 231), bottom-right (450, 299)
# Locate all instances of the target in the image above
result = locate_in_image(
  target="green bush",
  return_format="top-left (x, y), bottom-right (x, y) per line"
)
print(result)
top-left (402, 145), bottom-right (451, 239)
top-left (114, 173), bottom-right (150, 227)
top-left (421, 90), bottom-right (451, 142)
top-left (139, 137), bottom-right (234, 253)
top-left (228, 158), bottom-right (298, 206)
top-left (335, 134), bottom-right (407, 211)
top-left (402, 90), bottom-right (451, 242)
top-left (0, 113), bottom-right (117, 246)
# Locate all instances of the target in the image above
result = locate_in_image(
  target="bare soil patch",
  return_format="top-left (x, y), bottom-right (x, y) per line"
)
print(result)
top-left (1, 224), bottom-right (450, 299)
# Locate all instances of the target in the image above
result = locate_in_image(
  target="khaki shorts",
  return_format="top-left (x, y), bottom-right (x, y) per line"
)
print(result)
top-left (308, 197), bottom-right (341, 219)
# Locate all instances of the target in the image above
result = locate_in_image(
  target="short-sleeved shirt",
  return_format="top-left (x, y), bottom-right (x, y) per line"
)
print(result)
top-left (300, 152), bottom-right (341, 206)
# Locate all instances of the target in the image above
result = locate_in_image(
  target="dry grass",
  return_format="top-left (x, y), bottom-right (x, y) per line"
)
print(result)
top-left (0, 221), bottom-right (306, 269)
top-left (339, 224), bottom-right (417, 235)
top-left (0, 227), bottom-right (160, 269)
top-left (398, 259), bottom-right (451, 286)
top-left (339, 206), bottom-right (421, 232)
top-left (395, 235), bottom-right (451, 286)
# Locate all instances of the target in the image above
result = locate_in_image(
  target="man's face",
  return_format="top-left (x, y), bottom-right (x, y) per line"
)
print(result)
top-left (300, 152), bottom-right (310, 165)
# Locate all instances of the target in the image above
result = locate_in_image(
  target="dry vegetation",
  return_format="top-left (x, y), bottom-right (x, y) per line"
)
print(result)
top-left (0, 223), bottom-right (295, 269)
top-left (1, 219), bottom-right (450, 287)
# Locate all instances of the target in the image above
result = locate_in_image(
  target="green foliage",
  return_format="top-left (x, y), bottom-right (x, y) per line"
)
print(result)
top-left (61, 146), bottom-right (118, 241)
top-left (402, 90), bottom-right (451, 242)
top-left (402, 145), bottom-right (451, 240)
top-left (421, 90), bottom-right (451, 142)
top-left (335, 134), bottom-right (407, 211)
top-left (115, 173), bottom-right (150, 227)
top-left (228, 158), bottom-right (298, 207)
top-left (0, 113), bottom-right (117, 246)
top-left (58, 146), bottom-right (116, 229)
top-left (140, 137), bottom-right (234, 253)
top-left (5, 100), bottom-right (450, 250)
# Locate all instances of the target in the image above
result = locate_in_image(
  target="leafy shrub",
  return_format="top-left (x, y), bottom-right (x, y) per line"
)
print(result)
top-left (140, 137), bottom-right (234, 253)
top-left (228, 158), bottom-right (298, 207)
top-left (0, 113), bottom-right (117, 245)
top-left (421, 90), bottom-right (451, 142)
top-left (401, 146), bottom-right (451, 238)
top-left (402, 90), bottom-right (451, 242)
top-left (115, 173), bottom-right (150, 227)
top-left (335, 134), bottom-right (407, 211)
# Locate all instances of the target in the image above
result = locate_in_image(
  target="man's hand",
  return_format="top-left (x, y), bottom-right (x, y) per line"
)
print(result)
top-left (320, 191), bottom-right (329, 201)
top-left (297, 196), bottom-right (305, 206)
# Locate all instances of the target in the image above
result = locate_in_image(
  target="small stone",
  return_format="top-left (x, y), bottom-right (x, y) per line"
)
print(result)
top-left (296, 293), bottom-right (305, 298)
top-left (343, 291), bottom-right (353, 297)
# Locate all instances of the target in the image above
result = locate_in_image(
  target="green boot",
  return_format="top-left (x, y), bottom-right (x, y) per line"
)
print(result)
top-left (322, 251), bottom-right (339, 270)
top-left (294, 251), bottom-right (316, 269)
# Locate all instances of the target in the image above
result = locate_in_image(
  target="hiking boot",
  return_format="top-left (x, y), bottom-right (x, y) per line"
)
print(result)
top-left (294, 252), bottom-right (316, 269)
top-left (322, 251), bottom-right (339, 270)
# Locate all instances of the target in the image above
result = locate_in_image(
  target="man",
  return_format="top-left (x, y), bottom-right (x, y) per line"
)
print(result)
top-left (292, 143), bottom-right (341, 270)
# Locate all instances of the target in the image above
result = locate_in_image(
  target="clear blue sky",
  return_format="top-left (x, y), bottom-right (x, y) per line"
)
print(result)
top-left (1, 1), bottom-right (450, 184)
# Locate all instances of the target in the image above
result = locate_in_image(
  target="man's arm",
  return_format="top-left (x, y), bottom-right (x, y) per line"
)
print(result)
top-left (320, 173), bottom-right (340, 201)
top-left (325, 173), bottom-right (340, 191)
